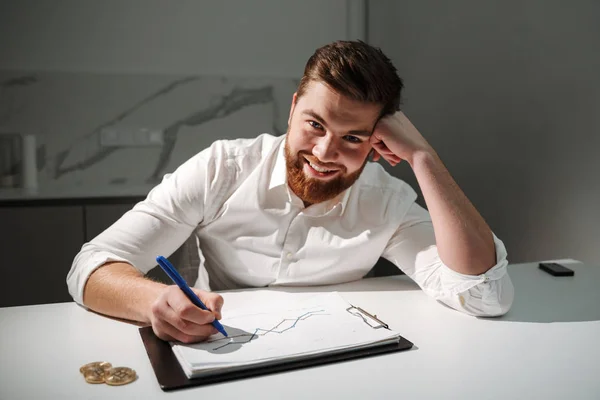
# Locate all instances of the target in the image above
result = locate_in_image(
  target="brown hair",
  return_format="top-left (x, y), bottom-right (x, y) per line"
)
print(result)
top-left (296, 40), bottom-right (403, 117)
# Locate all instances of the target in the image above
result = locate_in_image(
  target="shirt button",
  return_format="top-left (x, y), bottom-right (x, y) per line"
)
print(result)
top-left (286, 252), bottom-right (293, 260)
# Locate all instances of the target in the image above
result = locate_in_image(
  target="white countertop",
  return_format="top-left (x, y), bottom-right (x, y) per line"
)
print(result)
top-left (0, 183), bottom-right (156, 201)
top-left (1, 260), bottom-right (599, 399)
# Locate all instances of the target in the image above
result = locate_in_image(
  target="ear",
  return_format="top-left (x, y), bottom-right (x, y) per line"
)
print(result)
top-left (288, 92), bottom-right (298, 126)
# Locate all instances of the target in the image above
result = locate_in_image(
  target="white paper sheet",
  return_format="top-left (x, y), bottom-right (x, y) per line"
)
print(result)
top-left (171, 292), bottom-right (402, 378)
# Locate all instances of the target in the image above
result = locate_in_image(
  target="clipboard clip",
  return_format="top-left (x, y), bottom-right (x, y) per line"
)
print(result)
top-left (346, 305), bottom-right (389, 330)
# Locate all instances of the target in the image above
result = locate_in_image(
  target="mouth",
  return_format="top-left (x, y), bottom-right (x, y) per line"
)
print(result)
top-left (303, 157), bottom-right (340, 179)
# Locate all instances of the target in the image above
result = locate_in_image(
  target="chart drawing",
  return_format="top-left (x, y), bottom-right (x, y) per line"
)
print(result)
top-left (207, 309), bottom-right (328, 351)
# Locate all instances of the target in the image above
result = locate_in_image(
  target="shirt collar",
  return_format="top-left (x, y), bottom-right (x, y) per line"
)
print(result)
top-left (268, 135), bottom-right (352, 215)
top-left (268, 137), bottom-right (288, 191)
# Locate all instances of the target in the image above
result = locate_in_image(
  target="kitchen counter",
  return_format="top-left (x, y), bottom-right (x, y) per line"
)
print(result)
top-left (0, 183), bottom-right (155, 206)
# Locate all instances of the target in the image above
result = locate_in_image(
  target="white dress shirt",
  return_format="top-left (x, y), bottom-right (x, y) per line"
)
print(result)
top-left (67, 133), bottom-right (513, 317)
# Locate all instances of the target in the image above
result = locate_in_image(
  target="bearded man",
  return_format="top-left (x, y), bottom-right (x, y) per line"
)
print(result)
top-left (68, 41), bottom-right (513, 343)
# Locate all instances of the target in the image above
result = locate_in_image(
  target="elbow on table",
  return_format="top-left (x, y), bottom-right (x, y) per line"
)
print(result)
top-left (466, 274), bottom-right (515, 318)
top-left (473, 297), bottom-right (513, 318)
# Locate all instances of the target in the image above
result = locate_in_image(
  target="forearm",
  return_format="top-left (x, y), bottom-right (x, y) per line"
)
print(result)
top-left (409, 149), bottom-right (495, 275)
top-left (82, 262), bottom-right (167, 324)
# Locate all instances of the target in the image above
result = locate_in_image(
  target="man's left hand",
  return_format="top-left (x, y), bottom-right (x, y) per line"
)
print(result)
top-left (370, 111), bottom-right (432, 166)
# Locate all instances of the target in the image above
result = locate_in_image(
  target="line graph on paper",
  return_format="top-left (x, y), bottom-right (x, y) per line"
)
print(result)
top-left (206, 309), bottom-right (329, 351)
top-left (172, 293), bottom-right (404, 372)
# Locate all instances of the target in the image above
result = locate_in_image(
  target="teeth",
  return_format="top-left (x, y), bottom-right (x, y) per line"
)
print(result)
top-left (309, 162), bottom-right (333, 173)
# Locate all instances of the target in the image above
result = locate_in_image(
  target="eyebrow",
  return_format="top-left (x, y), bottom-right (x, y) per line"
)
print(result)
top-left (301, 110), bottom-right (372, 137)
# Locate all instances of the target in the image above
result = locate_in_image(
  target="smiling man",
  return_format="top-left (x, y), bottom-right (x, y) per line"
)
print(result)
top-left (67, 41), bottom-right (514, 344)
top-left (285, 81), bottom-right (377, 206)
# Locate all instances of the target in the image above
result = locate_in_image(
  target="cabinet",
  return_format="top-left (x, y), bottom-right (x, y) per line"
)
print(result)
top-left (0, 200), bottom-right (149, 307)
top-left (0, 206), bottom-right (84, 307)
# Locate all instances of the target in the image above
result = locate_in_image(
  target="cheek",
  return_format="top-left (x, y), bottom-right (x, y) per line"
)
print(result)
top-left (341, 146), bottom-right (371, 172)
top-left (288, 127), bottom-right (313, 151)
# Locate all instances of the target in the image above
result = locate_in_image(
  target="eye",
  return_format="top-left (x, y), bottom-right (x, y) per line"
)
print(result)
top-left (343, 135), bottom-right (362, 144)
top-left (308, 120), bottom-right (323, 130)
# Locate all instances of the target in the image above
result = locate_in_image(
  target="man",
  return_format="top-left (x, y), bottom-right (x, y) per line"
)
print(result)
top-left (67, 40), bottom-right (513, 344)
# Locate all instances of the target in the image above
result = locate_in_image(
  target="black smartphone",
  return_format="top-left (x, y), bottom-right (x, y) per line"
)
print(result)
top-left (539, 262), bottom-right (575, 277)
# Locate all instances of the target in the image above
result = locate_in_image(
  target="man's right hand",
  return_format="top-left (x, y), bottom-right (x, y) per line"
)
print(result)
top-left (149, 285), bottom-right (224, 344)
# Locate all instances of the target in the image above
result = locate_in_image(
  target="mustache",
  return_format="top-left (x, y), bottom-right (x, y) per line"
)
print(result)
top-left (297, 152), bottom-right (343, 170)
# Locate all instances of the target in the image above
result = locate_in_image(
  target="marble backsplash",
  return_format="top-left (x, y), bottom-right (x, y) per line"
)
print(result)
top-left (0, 70), bottom-right (297, 197)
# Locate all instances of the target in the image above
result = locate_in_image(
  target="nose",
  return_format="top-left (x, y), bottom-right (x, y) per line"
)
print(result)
top-left (312, 134), bottom-right (338, 163)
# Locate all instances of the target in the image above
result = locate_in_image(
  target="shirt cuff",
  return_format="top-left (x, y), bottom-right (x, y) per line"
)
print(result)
top-left (425, 234), bottom-right (513, 316)
top-left (422, 233), bottom-right (508, 296)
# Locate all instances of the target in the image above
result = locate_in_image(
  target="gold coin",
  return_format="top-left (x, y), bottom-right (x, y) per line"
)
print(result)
top-left (104, 367), bottom-right (137, 386)
top-left (79, 361), bottom-right (112, 375)
top-left (83, 368), bottom-right (106, 384)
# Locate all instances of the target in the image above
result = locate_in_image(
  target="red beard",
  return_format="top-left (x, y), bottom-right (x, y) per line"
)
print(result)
top-left (284, 139), bottom-right (367, 205)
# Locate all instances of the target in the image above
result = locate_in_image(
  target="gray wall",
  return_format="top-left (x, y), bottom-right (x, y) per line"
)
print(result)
top-left (0, 0), bottom-right (347, 76)
top-left (2, 0), bottom-right (598, 266)
top-left (0, 0), bottom-right (350, 190)
top-left (369, 0), bottom-right (600, 264)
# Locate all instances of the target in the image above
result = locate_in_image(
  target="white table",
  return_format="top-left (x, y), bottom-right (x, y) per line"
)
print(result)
top-left (1, 260), bottom-right (599, 399)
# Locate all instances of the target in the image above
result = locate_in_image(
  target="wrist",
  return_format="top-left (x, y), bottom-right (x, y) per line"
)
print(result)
top-left (140, 279), bottom-right (168, 323)
top-left (407, 146), bottom-right (438, 169)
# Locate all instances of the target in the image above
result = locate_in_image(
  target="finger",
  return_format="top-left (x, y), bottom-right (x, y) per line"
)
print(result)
top-left (381, 154), bottom-right (403, 166)
top-left (388, 155), bottom-right (402, 163)
top-left (191, 289), bottom-right (224, 320)
top-left (370, 144), bottom-right (388, 159)
top-left (151, 319), bottom-right (177, 342)
top-left (371, 141), bottom-right (392, 154)
top-left (154, 297), bottom-right (218, 337)
top-left (205, 294), bottom-right (225, 320)
top-left (371, 146), bottom-right (399, 159)
top-left (369, 132), bottom-right (384, 145)
top-left (166, 287), bottom-right (217, 325)
top-left (386, 155), bottom-right (402, 164)
top-left (371, 143), bottom-right (402, 165)
top-left (375, 149), bottom-right (399, 160)
top-left (166, 302), bottom-right (218, 337)
top-left (153, 317), bottom-right (215, 344)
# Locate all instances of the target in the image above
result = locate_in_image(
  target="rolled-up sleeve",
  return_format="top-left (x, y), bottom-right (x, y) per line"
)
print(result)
top-left (383, 203), bottom-right (514, 317)
top-left (66, 141), bottom-right (231, 305)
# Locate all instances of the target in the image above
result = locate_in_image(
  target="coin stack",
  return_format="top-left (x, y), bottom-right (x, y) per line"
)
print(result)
top-left (79, 362), bottom-right (137, 386)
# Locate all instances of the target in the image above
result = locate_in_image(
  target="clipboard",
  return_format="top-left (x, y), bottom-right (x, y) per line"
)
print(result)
top-left (139, 305), bottom-right (414, 391)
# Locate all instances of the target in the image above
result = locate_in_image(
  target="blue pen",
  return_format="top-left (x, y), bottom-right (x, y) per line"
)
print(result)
top-left (155, 256), bottom-right (228, 337)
